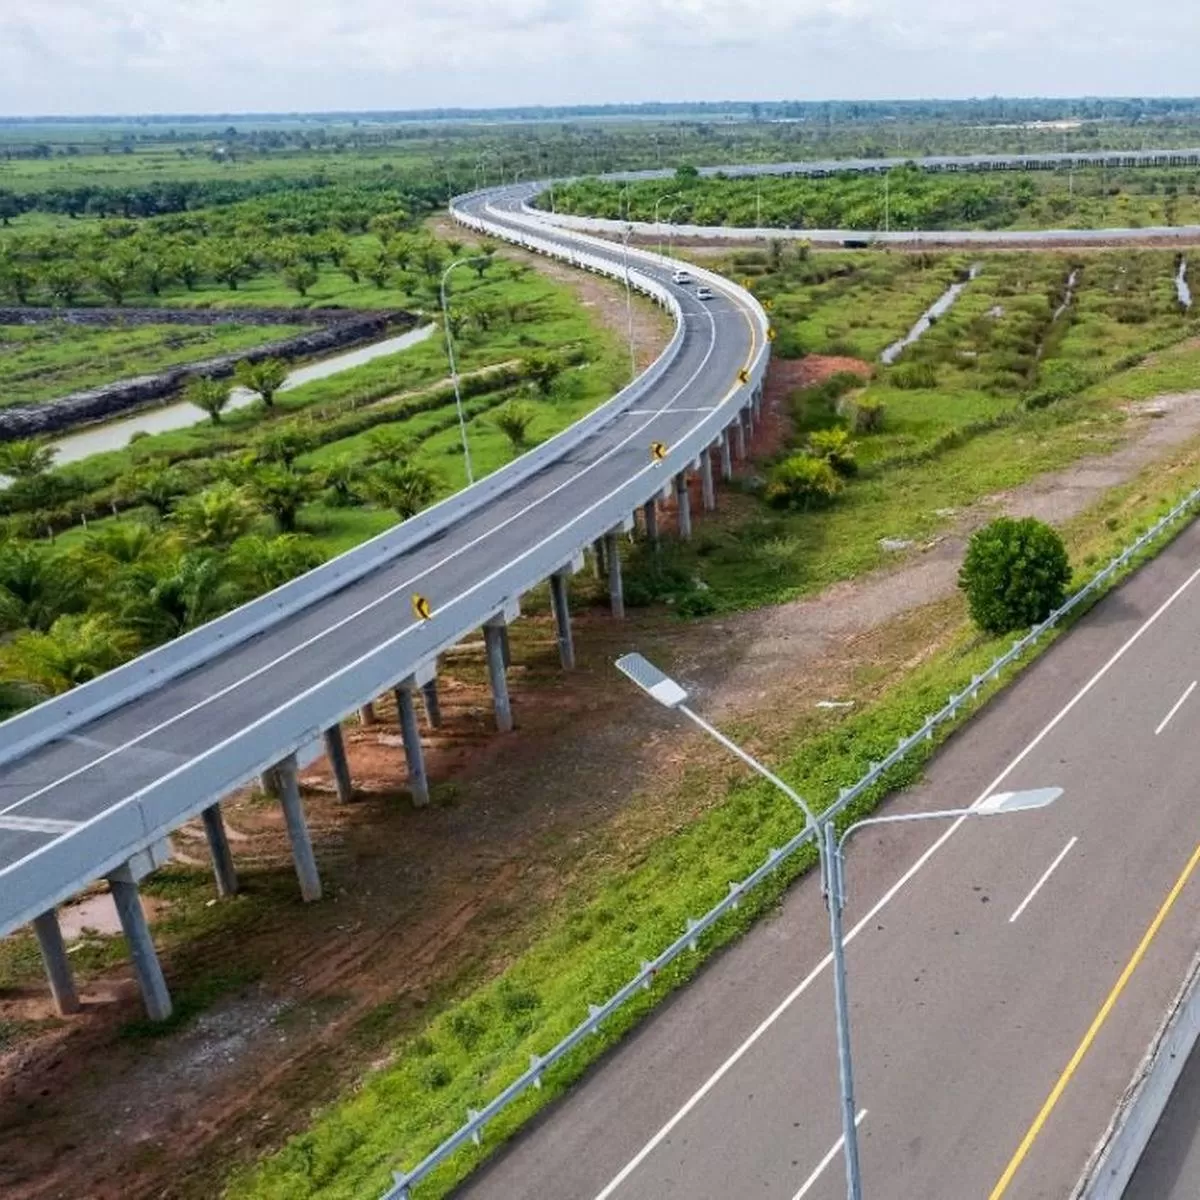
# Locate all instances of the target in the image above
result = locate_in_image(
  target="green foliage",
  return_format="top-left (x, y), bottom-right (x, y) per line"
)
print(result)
top-left (840, 397), bottom-right (886, 433)
top-left (170, 480), bottom-right (257, 547)
top-left (764, 454), bottom-right (843, 510)
top-left (805, 427), bottom-right (858, 477)
top-left (0, 438), bottom-right (57, 478)
top-left (236, 358), bottom-right (289, 408)
top-left (248, 466), bottom-right (315, 533)
top-left (0, 614), bottom-right (136, 696)
top-left (958, 517), bottom-right (1071, 634)
top-left (492, 399), bottom-right (537, 454)
top-left (521, 351), bottom-right (562, 396)
top-left (364, 461), bottom-right (440, 519)
top-left (889, 362), bottom-right (939, 390)
top-left (184, 376), bottom-right (233, 425)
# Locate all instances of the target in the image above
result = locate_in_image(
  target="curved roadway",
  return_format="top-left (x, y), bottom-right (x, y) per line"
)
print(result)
top-left (0, 186), bottom-right (761, 937)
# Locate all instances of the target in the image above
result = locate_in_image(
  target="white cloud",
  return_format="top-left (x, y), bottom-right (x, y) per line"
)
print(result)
top-left (1, 0), bottom-right (1199, 115)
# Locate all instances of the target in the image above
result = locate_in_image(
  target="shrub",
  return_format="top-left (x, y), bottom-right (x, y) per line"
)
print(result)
top-left (889, 361), bottom-right (938, 390)
top-left (958, 517), bottom-right (1071, 635)
top-left (806, 427), bottom-right (857, 476)
top-left (840, 397), bottom-right (886, 433)
top-left (764, 454), bottom-right (843, 510)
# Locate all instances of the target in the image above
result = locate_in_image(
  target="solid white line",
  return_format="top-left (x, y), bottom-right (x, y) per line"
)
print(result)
top-left (0, 815), bottom-right (80, 833)
top-left (4, 268), bottom-right (750, 818)
top-left (590, 558), bottom-right (1200, 1200)
top-left (1155, 680), bottom-right (1197, 735)
top-left (1008, 836), bottom-right (1078, 924)
top-left (792, 1109), bottom-right (868, 1200)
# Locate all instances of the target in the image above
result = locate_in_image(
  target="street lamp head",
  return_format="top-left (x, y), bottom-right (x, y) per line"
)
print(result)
top-left (975, 786), bottom-right (1063, 816)
top-left (615, 653), bottom-right (688, 709)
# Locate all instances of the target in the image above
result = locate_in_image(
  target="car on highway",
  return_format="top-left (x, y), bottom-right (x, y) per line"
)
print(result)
top-left (672, 269), bottom-right (692, 284)
top-left (696, 285), bottom-right (714, 300)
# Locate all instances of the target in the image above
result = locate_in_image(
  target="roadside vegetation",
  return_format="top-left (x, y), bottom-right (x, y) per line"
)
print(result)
top-left (542, 162), bottom-right (1200, 232)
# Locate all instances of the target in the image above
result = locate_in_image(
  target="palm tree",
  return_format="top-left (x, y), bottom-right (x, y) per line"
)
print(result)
top-left (171, 481), bottom-right (257, 548)
top-left (254, 423), bottom-right (313, 467)
top-left (365, 427), bottom-right (417, 465)
top-left (247, 466), bottom-right (314, 534)
top-left (0, 541), bottom-right (78, 632)
top-left (121, 465), bottom-right (187, 517)
top-left (235, 358), bottom-right (289, 408)
top-left (0, 439), bottom-right (57, 479)
top-left (493, 399), bottom-right (537, 455)
top-left (118, 551), bottom-right (246, 642)
top-left (184, 376), bottom-right (234, 425)
top-left (230, 534), bottom-right (323, 592)
top-left (319, 454), bottom-right (363, 506)
top-left (365, 461), bottom-right (440, 520)
top-left (0, 614), bottom-right (137, 696)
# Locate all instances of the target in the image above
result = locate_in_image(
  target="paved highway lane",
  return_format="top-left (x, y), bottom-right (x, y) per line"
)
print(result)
top-left (0, 192), bottom-right (759, 903)
top-left (458, 520), bottom-right (1200, 1200)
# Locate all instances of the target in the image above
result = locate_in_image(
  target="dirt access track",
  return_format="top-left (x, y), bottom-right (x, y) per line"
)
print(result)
top-left (6, 317), bottom-right (1200, 1195)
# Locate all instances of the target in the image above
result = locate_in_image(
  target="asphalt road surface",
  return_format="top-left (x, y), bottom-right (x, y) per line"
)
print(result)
top-left (457, 519), bottom-right (1200, 1200)
top-left (0, 190), bottom-right (759, 922)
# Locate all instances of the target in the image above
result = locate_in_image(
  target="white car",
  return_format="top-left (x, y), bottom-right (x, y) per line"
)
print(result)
top-left (672, 269), bottom-right (692, 285)
top-left (696, 285), bottom-right (714, 301)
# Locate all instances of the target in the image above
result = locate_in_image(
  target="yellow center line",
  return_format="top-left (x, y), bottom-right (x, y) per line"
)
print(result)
top-left (988, 836), bottom-right (1200, 1199)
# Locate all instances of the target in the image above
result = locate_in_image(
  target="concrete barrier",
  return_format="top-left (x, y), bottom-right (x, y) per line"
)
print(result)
top-left (1072, 949), bottom-right (1200, 1199)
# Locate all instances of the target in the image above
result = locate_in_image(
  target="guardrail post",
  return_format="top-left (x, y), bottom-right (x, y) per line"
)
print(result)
top-left (394, 679), bottom-right (431, 807)
top-left (484, 616), bottom-right (514, 733)
top-left (32, 909), bottom-right (80, 1016)
top-left (359, 701), bottom-right (379, 727)
top-left (277, 754), bottom-right (322, 902)
top-left (550, 570), bottom-right (576, 669)
top-left (720, 428), bottom-right (734, 481)
top-left (201, 802), bottom-right (239, 897)
top-left (700, 447), bottom-right (717, 512)
top-left (643, 498), bottom-right (660, 545)
top-left (674, 472), bottom-right (693, 539)
top-left (108, 869), bottom-right (172, 1021)
top-left (605, 531), bottom-right (625, 618)
top-left (421, 679), bottom-right (443, 729)
top-left (322, 725), bottom-right (354, 804)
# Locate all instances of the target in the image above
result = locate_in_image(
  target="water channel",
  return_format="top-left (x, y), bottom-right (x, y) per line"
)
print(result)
top-left (880, 264), bottom-right (981, 365)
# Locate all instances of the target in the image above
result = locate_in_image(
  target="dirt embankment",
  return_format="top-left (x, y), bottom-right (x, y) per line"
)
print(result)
top-left (5, 354), bottom-right (1200, 1200)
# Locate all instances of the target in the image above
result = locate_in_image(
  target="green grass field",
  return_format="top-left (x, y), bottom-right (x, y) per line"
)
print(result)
top-left (0, 321), bottom-right (311, 407)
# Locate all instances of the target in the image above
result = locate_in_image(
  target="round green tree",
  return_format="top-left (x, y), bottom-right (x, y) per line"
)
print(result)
top-left (958, 517), bottom-right (1071, 634)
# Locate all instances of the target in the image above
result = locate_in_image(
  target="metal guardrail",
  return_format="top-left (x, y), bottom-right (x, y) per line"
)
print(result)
top-left (0, 193), bottom-right (768, 939)
top-left (0, 204), bottom-right (688, 773)
top-left (382, 478), bottom-right (1200, 1199)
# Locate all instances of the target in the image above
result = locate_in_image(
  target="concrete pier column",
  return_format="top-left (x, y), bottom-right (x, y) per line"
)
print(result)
top-left (421, 678), bottom-right (442, 729)
top-left (109, 875), bottom-right (172, 1022)
top-left (549, 570), bottom-right (575, 669)
top-left (394, 681), bottom-right (430, 807)
top-left (201, 802), bottom-right (239, 897)
top-left (484, 618), bottom-right (514, 732)
top-left (499, 623), bottom-right (512, 670)
top-left (259, 767), bottom-right (279, 798)
top-left (720, 428), bottom-right (734, 481)
top-left (643, 498), bottom-right (659, 545)
top-left (32, 910), bottom-right (80, 1016)
top-left (592, 537), bottom-right (607, 580)
top-left (733, 414), bottom-right (747, 461)
top-left (605, 531), bottom-right (625, 619)
top-left (323, 725), bottom-right (354, 804)
top-left (674, 472), bottom-right (693, 540)
top-left (700, 448), bottom-right (717, 512)
top-left (358, 702), bottom-right (378, 727)
top-left (277, 754), bottom-right (321, 903)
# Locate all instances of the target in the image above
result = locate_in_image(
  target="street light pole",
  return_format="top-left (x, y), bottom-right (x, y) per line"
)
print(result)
top-left (621, 223), bottom-right (636, 381)
top-left (615, 652), bottom-right (1062, 1200)
top-left (440, 256), bottom-right (487, 486)
top-left (654, 192), bottom-right (680, 259)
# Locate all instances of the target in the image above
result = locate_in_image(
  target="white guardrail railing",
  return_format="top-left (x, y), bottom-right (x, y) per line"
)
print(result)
top-left (0, 190), bottom-right (769, 939)
top-left (380, 475), bottom-right (1200, 1198)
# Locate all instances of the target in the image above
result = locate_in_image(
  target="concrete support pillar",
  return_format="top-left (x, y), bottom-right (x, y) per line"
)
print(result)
top-left (421, 678), bottom-right (443, 729)
top-left (259, 767), bottom-right (279, 798)
top-left (592, 537), bottom-right (607, 580)
top-left (499, 622), bottom-right (512, 670)
top-left (643, 498), bottom-right (659, 545)
top-left (605, 531), bottom-right (625, 619)
top-left (733, 414), bottom-right (747, 461)
top-left (720, 428), bottom-right (734, 481)
top-left (484, 619), bottom-right (514, 733)
top-left (674, 472), bottom-right (693, 540)
top-left (549, 570), bottom-right (575, 670)
top-left (358, 702), bottom-right (378, 727)
top-left (201, 802), bottom-right (238, 897)
top-left (394, 682), bottom-right (430, 807)
top-left (323, 724), bottom-right (353, 804)
top-left (109, 876), bottom-right (172, 1022)
top-left (277, 754), bottom-right (321, 903)
top-left (700, 448), bottom-right (717, 512)
top-left (32, 910), bottom-right (80, 1016)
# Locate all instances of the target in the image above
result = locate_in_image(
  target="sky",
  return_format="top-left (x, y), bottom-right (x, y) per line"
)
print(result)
top-left (2, 0), bottom-right (1200, 117)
